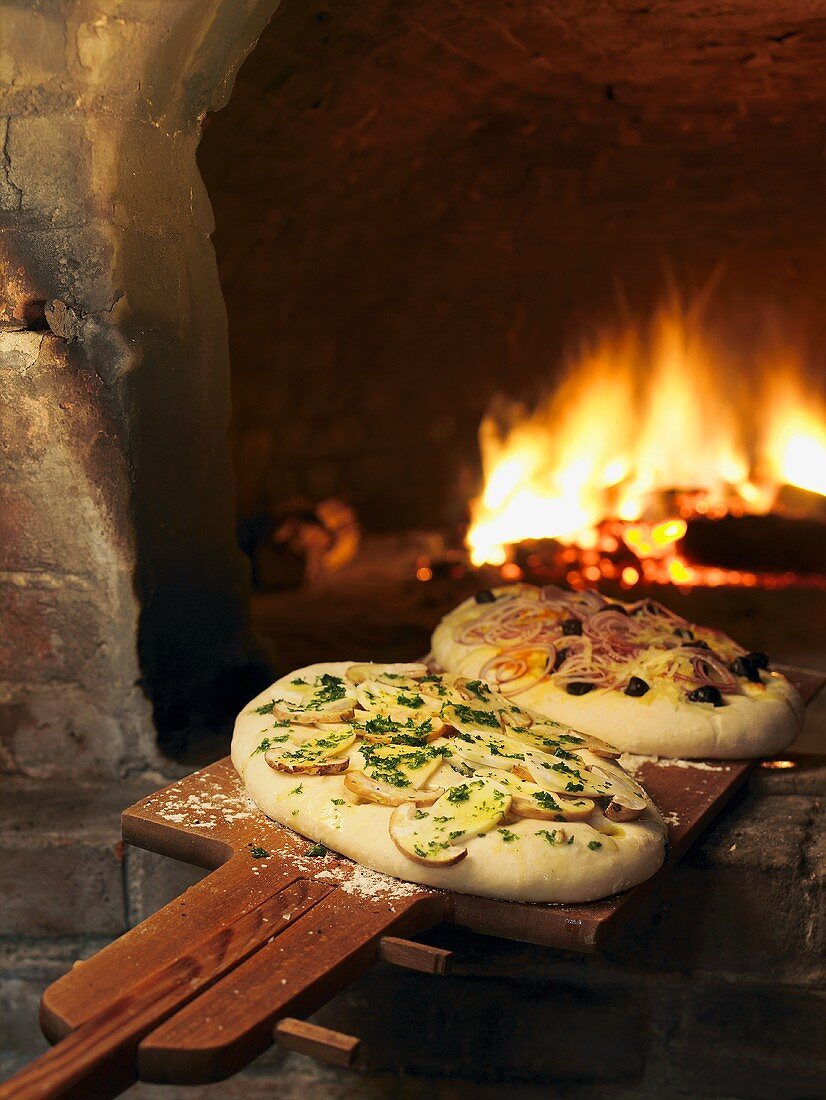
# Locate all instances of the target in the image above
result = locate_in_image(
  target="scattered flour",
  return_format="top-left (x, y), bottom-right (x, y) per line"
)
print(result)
top-left (145, 769), bottom-right (257, 831)
top-left (339, 864), bottom-right (424, 901)
top-left (659, 810), bottom-right (681, 828)
top-left (620, 752), bottom-right (730, 776)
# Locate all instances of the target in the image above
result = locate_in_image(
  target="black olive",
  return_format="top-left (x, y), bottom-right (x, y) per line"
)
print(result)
top-left (687, 685), bottom-right (725, 706)
top-left (749, 651), bottom-right (770, 670)
top-left (561, 618), bottom-right (583, 635)
top-left (624, 676), bottom-right (650, 697)
top-left (553, 648), bottom-right (569, 672)
top-left (730, 655), bottom-right (761, 683)
top-left (632, 600), bottom-right (658, 616)
top-left (475, 589), bottom-right (496, 604)
top-left (566, 681), bottom-right (596, 695)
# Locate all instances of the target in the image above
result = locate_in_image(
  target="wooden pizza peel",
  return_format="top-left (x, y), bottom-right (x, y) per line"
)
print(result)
top-left (2, 665), bottom-right (822, 1100)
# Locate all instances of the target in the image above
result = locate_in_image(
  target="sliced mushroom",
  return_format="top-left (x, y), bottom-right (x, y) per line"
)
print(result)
top-left (265, 752), bottom-right (350, 776)
top-left (264, 727), bottom-right (357, 775)
top-left (518, 751), bottom-right (613, 799)
top-left (499, 707), bottom-right (534, 732)
top-left (360, 741), bottom-right (448, 790)
top-left (450, 732), bottom-right (525, 771)
top-left (579, 736), bottom-right (622, 760)
top-left (357, 711), bottom-right (446, 744)
top-left (510, 792), bottom-right (596, 822)
top-left (389, 779), bottom-right (511, 867)
top-left (604, 798), bottom-right (645, 822)
top-left (345, 662), bottom-right (428, 684)
top-left (344, 771), bottom-right (443, 806)
top-left (272, 698), bottom-right (356, 724)
top-left (441, 702), bottom-right (509, 737)
top-left (525, 717), bottom-right (621, 759)
top-left (356, 680), bottom-right (439, 715)
top-left (389, 805), bottom-right (469, 867)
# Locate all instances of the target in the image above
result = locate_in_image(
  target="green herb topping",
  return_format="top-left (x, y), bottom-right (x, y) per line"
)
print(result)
top-left (251, 734), bottom-right (290, 755)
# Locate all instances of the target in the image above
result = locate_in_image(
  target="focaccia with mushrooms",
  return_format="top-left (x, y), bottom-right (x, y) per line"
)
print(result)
top-left (232, 662), bottom-right (667, 903)
top-left (431, 584), bottom-right (804, 758)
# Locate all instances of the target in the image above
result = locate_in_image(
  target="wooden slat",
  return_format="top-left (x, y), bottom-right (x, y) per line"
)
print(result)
top-left (0, 878), bottom-right (332, 1100)
top-left (41, 854), bottom-right (318, 1041)
top-left (137, 889), bottom-right (446, 1084)
top-left (378, 935), bottom-right (453, 975)
top-left (275, 1018), bottom-right (360, 1067)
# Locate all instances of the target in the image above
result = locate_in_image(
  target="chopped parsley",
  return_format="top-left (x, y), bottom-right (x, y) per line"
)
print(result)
top-left (537, 829), bottom-right (560, 846)
top-left (306, 842), bottom-right (328, 857)
top-left (251, 734), bottom-right (290, 755)
top-left (289, 784), bottom-right (303, 796)
top-left (396, 693), bottom-right (424, 707)
top-left (360, 743), bottom-right (447, 789)
top-left (254, 700), bottom-right (276, 715)
top-left (534, 790), bottom-right (561, 812)
top-left (464, 680), bottom-right (492, 701)
top-left (331, 798), bottom-right (345, 806)
top-left (446, 784), bottom-right (471, 804)
top-left (498, 828), bottom-right (519, 843)
top-left (412, 809), bottom-right (428, 820)
top-left (305, 673), bottom-right (347, 709)
top-left (291, 677), bottom-right (308, 686)
top-left (588, 840), bottom-right (603, 851)
top-left (248, 843), bottom-right (270, 858)
top-left (451, 704), bottom-right (501, 729)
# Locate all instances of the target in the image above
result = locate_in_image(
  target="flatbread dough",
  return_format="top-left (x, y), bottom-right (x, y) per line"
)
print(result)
top-left (233, 662), bottom-right (667, 904)
top-left (431, 585), bottom-right (804, 759)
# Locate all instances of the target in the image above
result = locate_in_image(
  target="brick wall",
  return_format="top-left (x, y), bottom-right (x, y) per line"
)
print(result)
top-left (2, 761), bottom-right (823, 1096)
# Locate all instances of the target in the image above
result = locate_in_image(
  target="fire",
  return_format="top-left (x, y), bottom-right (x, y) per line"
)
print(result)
top-left (467, 304), bottom-right (826, 575)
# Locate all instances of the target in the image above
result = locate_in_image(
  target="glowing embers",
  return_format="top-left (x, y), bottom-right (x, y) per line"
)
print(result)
top-left (466, 302), bottom-right (826, 581)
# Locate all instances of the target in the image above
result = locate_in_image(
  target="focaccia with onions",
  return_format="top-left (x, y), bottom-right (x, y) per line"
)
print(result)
top-left (431, 584), bottom-right (803, 758)
top-left (232, 662), bottom-right (667, 903)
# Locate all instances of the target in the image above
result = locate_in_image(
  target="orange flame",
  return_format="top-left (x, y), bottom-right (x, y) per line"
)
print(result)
top-left (467, 304), bottom-right (826, 569)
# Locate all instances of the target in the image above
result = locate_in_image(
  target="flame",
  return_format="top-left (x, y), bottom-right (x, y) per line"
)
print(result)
top-left (467, 304), bottom-right (826, 569)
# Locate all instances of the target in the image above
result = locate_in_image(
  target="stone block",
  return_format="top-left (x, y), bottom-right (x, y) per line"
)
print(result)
top-left (667, 980), bottom-right (826, 1099)
top-left (308, 965), bottom-right (649, 1085)
top-left (0, 777), bottom-right (156, 936)
top-left (0, 974), bottom-right (52, 1078)
top-left (603, 791), bottom-right (823, 983)
top-left (0, 937), bottom-right (108, 1079)
top-left (124, 846), bottom-right (208, 927)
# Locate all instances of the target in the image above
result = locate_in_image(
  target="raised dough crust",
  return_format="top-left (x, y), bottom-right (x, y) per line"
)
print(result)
top-left (232, 662), bottom-right (667, 904)
top-left (431, 594), bottom-right (804, 759)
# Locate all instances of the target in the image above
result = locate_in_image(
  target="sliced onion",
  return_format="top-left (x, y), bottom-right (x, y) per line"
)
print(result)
top-left (479, 646), bottom-right (554, 696)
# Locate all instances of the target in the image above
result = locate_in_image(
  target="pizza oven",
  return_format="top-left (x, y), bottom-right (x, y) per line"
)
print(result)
top-left (1, 2), bottom-right (825, 1097)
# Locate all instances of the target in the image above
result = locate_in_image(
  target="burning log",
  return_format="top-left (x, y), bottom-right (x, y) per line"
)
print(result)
top-left (680, 514), bottom-right (826, 577)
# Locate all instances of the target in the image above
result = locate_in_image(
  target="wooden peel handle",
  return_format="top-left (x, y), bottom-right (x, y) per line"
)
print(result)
top-left (0, 863), bottom-right (333, 1100)
top-left (0, 859), bottom-right (445, 1099)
